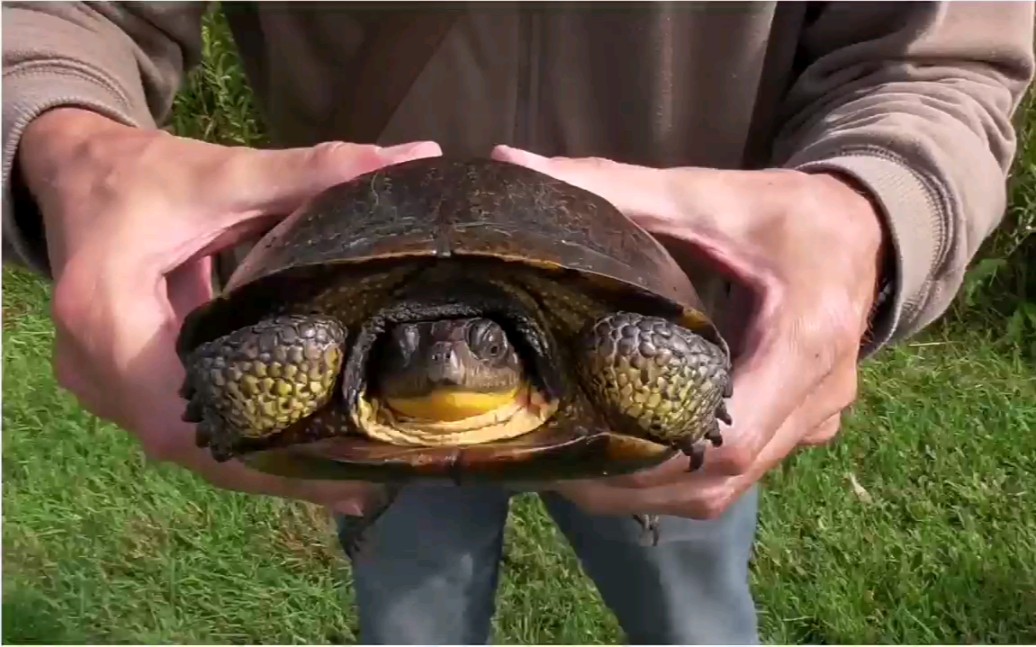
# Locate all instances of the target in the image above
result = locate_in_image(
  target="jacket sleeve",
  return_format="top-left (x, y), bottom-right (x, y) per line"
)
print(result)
top-left (2, 1), bottom-right (210, 277)
top-left (771, 1), bottom-right (1035, 354)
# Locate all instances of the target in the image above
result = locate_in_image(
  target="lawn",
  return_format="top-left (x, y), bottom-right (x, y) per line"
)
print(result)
top-left (4, 9), bottom-right (1035, 645)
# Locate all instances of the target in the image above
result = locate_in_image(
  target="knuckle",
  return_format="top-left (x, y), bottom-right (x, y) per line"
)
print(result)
top-left (138, 432), bottom-right (181, 464)
top-left (803, 417), bottom-right (842, 446)
top-left (691, 482), bottom-right (747, 520)
top-left (793, 299), bottom-right (861, 369)
top-left (581, 156), bottom-right (612, 169)
top-left (695, 496), bottom-right (731, 520)
top-left (310, 140), bottom-right (372, 163)
top-left (715, 445), bottom-right (754, 475)
top-left (302, 141), bottom-right (391, 182)
top-left (50, 273), bottom-right (88, 330)
top-left (214, 146), bottom-right (267, 190)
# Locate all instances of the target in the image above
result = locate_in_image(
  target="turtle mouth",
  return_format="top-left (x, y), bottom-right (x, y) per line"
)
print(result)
top-left (353, 382), bottom-right (560, 447)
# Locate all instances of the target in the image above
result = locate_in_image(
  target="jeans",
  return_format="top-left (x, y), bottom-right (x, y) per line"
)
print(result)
top-left (336, 483), bottom-right (760, 645)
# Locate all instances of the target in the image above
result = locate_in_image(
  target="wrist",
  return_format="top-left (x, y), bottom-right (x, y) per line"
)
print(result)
top-left (807, 170), bottom-right (895, 346)
top-left (19, 108), bottom-right (134, 195)
top-left (808, 171), bottom-right (890, 283)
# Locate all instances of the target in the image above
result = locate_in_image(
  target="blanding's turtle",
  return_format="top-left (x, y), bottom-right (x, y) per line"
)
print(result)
top-left (176, 157), bottom-right (733, 551)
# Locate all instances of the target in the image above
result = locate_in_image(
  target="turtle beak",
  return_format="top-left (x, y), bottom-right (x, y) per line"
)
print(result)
top-left (428, 342), bottom-right (466, 386)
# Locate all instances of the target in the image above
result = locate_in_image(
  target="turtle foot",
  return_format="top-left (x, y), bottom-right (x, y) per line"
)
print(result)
top-left (180, 314), bottom-right (348, 459)
top-left (633, 513), bottom-right (661, 547)
top-left (578, 310), bottom-right (732, 461)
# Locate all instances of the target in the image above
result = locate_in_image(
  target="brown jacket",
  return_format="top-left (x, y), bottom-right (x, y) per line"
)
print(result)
top-left (2, 1), bottom-right (1033, 354)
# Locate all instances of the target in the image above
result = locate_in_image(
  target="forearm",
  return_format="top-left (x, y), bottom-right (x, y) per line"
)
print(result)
top-left (2, 1), bottom-right (209, 276)
top-left (771, 1), bottom-right (1035, 354)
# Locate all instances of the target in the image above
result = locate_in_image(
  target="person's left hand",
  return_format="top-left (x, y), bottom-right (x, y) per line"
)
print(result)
top-left (490, 145), bottom-right (889, 520)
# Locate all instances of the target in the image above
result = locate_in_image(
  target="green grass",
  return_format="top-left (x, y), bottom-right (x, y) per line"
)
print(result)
top-left (4, 8), bottom-right (1035, 645)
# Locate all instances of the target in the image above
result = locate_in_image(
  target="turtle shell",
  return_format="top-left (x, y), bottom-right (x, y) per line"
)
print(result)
top-left (180, 157), bottom-right (723, 350)
top-left (176, 157), bottom-right (727, 483)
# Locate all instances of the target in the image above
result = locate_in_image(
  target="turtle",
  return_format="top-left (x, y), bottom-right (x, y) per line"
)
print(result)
top-left (175, 157), bottom-right (733, 554)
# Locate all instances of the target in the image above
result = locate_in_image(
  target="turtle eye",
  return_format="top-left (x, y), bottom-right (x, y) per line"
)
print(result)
top-left (469, 320), bottom-right (506, 359)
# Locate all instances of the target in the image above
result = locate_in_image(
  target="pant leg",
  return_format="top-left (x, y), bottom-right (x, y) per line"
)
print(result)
top-left (336, 483), bottom-right (512, 645)
top-left (541, 486), bottom-right (761, 645)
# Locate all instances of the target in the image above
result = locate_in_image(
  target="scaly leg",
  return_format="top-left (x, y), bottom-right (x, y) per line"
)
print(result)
top-left (577, 311), bottom-right (733, 546)
top-left (180, 314), bottom-right (348, 460)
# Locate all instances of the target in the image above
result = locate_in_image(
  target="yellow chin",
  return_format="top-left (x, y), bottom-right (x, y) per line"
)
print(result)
top-left (383, 387), bottom-right (521, 422)
top-left (353, 383), bottom-right (558, 447)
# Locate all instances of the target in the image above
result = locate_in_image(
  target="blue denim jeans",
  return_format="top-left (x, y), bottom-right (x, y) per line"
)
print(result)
top-left (336, 483), bottom-right (760, 644)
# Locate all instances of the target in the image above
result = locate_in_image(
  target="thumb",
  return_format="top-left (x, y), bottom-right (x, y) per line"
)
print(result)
top-left (490, 145), bottom-right (677, 218)
top-left (491, 144), bottom-right (775, 293)
top-left (222, 140), bottom-right (443, 217)
top-left (166, 254), bottom-right (215, 324)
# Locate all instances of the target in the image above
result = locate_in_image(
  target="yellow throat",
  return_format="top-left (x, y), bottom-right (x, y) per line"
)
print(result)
top-left (383, 386), bottom-right (522, 422)
top-left (354, 383), bottom-right (558, 447)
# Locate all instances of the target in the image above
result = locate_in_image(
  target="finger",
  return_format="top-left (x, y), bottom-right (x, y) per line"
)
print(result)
top-left (180, 446), bottom-right (377, 508)
top-left (491, 145), bottom-right (778, 297)
top-left (706, 324), bottom-right (814, 474)
top-left (491, 145), bottom-right (683, 216)
top-left (800, 412), bottom-right (843, 446)
top-left (493, 146), bottom-right (811, 478)
top-left (553, 474), bottom-right (739, 520)
top-left (149, 141), bottom-right (445, 277)
top-left (223, 140), bottom-right (444, 216)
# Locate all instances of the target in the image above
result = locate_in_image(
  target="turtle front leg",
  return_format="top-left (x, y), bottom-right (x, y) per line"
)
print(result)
top-left (180, 314), bottom-right (348, 461)
top-left (577, 311), bottom-right (732, 459)
top-left (576, 311), bottom-right (733, 547)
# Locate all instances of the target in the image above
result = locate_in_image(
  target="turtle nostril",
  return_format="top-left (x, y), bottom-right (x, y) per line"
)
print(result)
top-left (428, 345), bottom-right (464, 385)
top-left (431, 350), bottom-right (452, 363)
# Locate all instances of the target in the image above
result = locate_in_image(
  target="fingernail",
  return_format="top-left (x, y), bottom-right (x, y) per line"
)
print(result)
top-left (491, 144), bottom-right (549, 166)
top-left (379, 141), bottom-right (439, 160)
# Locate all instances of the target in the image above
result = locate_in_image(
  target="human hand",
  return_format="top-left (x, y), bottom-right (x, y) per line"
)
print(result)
top-left (19, 107), bottom-right (442, 515)
top-left (491, 145), bottom-right (888, 520)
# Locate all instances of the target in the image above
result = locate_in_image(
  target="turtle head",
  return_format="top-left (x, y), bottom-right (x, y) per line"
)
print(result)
top-left (373, 317), bottom-right (525, 421)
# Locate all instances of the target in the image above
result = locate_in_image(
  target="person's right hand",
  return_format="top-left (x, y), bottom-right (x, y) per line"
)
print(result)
top-left (18, 107), bottom-right (443, 516)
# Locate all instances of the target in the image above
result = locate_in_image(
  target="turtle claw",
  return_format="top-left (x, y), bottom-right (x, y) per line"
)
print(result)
top-left (181, 397), bottom-right (205, 424)
top-left (716, 400), bottom-right (732, 426)
top-left (195, 419), bottom-right (238, 463)
top-left (687, 443), bottom-right (706, 471)
top-left (178, 376), bottom-right (195, 400)
top-left (339, 518), bottom-right (372, 560)
top-left (676, 436), bottom-right (707, 472)
top-left (194, 419), bottom-right (212, 448)
top-left (705, 420), bottom-right (724, 448)
top-left (633, 514), bottom-right (661, 547)
top-left (706, 429), bottom-right (724, 448)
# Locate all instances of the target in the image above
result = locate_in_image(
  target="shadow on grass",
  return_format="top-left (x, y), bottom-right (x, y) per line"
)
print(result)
top-left (2, 588), bottom-right (85, 645)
